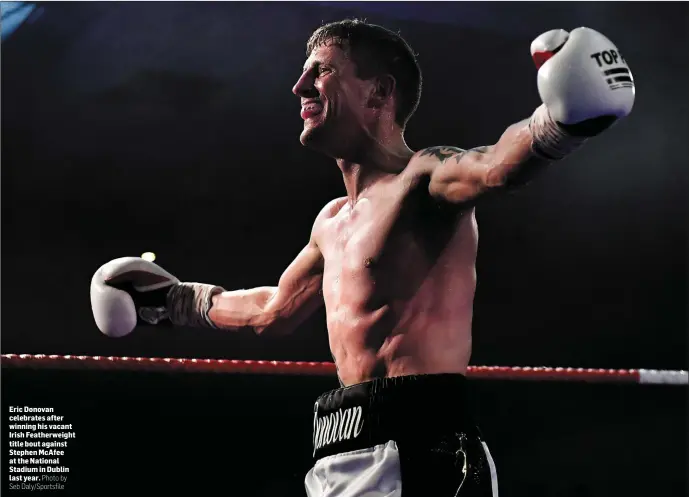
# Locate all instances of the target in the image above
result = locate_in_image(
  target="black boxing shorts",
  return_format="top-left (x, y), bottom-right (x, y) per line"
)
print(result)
top-left (304, 374), bottom-right (498, 497)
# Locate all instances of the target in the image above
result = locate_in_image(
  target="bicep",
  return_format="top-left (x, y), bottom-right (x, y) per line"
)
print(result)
top-left (415, 146), bottom-right (496, 205)
top-left (260, 199), bottom-right (340, 331)
top-left (267, 242), bottom-right (324, 318)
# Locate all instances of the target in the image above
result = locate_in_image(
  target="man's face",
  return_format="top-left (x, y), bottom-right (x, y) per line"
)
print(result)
top-left (293, 43), bottom-right (375, 152)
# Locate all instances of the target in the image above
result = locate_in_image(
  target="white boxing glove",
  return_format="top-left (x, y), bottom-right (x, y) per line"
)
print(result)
top-left (528, 27), bottom-right (635, 160)
top-left (90, 257), bottom-right (223, 338)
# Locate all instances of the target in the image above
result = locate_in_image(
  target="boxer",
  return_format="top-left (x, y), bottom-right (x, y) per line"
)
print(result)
top-left (91, 20), bottom-right (634, 496)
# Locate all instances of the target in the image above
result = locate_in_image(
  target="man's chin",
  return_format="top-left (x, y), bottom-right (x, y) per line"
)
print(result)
top-left (299, 121), bottom-right (323, 147)
top-left (299, 128), bottom-right (312, 146)
top-left (299, 118), bottom-right (343, 157)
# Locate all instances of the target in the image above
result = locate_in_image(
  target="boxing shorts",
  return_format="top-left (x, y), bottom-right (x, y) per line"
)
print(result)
top-left (305, 374), bottom-right (498, 497)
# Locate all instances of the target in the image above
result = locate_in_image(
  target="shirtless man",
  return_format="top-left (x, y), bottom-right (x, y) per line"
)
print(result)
top-left (91, 20), bottom-right (634, 497)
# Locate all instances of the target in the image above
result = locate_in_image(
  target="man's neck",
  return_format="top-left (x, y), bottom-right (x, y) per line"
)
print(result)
top-left (336, 137), bottom-right (414, 204)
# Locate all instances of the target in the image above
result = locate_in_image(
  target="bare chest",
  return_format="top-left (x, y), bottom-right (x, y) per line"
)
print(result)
top-left (317, 189), bottom-right (459, 308)
top-left (320, 193), bottom-right (410, 269)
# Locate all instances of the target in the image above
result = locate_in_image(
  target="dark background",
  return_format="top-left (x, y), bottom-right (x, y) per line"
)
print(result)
top-left (2, 2), bottom-right (687, 496)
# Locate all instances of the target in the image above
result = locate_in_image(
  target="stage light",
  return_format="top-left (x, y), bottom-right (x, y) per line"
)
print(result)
top-left (141, 252), bottom-right (156, 262)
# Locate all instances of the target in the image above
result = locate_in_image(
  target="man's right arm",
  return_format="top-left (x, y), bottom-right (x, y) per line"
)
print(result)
top-left (91, 207), bottom-right (332, 339)
top-left (207, 240), bottom-right (324, 335)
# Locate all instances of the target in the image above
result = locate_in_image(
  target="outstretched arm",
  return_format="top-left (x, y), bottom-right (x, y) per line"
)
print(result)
top-left (91, 207), bottom-right (329, 339)
top-left (414, 27), bottom-right (634, 209)
top-left (418, 121), bottom-right (548, 207)
top-left (208, 240), bottom-right (324, 335)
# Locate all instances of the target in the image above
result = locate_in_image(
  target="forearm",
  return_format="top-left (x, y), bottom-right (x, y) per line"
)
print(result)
top-left (207, 287), bottom-right (278, 332)
top-left (427, 107), bottom-right (581, 206)
top-left (165, 244), bottom-right (324, 334)
top-left (426, 115), bottom-right (552, 206)
top-left (490, 103), bottom-right (595, 189)
top-left (485, 113), bottom-right (551, 190)
top-left (163, 282), bottom-right (276, 333)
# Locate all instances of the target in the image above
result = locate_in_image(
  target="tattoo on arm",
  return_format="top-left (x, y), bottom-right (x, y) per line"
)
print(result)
top-left (419, 146), bottom-right (490, 164)
top-left (419, 146), bottom-right (464, 162)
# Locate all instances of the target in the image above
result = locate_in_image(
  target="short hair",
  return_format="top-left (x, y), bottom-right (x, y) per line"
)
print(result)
top-left (306, 19), bottom-right (422, 128)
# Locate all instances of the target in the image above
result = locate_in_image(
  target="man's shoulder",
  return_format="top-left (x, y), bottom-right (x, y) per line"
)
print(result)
top-left (319, 197), bottom-right (348, 218)
top-left (311, 197), bottom-right (347, 232)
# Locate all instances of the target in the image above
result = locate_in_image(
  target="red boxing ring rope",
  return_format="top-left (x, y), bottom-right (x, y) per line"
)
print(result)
top-left (2, 354), bottom-right (687, 385)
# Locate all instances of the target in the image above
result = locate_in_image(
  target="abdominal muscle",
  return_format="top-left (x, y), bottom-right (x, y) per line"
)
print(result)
top-left (323, 237), bottom-right (477, 386)
top-left (327, 296), bottom-right (475, 386)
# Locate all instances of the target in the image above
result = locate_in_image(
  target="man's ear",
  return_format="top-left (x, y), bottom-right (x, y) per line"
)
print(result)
top-left (370, 74), bottom-right (396, 108)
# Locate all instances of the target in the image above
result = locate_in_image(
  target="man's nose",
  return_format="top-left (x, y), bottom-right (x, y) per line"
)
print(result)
top-left (293, 72), bottom-right (317, 98)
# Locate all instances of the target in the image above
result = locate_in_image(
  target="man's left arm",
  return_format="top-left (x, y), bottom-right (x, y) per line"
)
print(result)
top-left (419, 27), bottom-right (636, 206)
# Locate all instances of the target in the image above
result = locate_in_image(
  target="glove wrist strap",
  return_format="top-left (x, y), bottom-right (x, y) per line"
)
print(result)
top-left (167, 283), bottom-right (225, 329)
top-left (529, 104), bottom-right (588, 161)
